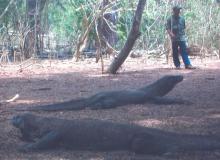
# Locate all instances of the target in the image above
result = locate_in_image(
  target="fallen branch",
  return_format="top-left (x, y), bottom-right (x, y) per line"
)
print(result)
top-left (0, 94), bottom-right (20, 105)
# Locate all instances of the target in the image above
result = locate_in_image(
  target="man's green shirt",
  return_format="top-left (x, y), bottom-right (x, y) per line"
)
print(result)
top-left (166, 15), bottom-right (186, 42)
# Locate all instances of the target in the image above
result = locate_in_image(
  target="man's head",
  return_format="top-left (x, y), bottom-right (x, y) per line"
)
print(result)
top-left (172, 5), bottom-right (182, 17)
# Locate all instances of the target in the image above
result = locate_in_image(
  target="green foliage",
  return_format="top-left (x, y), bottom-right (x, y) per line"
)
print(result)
top-left (47, 0), bottom-right (97, 42)
top-left (0, 0), bottom-right (12, 26)
top-left (0, 0), bottom-right (219, 52)
top-left (0, 0), bottom-right (26, 30)
top-left (0, 0), bottom-right (9, 11)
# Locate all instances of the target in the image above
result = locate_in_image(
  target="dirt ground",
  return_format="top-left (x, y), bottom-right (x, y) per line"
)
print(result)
top-left (0, 56), bottom-right (220, 160)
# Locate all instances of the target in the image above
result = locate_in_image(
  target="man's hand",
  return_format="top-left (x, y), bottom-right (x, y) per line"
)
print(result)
top-left (170, 32), bottom-right (176, 39)
top-left (167, 30), bottom-right (175, 39)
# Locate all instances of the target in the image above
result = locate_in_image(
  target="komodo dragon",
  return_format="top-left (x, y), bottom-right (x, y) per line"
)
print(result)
top-left (12, 113), bottom-right (220, 154)
top-left (18, 75), bottom-right (186, 111)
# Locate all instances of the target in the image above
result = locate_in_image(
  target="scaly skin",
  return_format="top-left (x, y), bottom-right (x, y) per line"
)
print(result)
top-left (18, 75), bottom-right (185, 111)
top-left (12, 113), bottom-right (220, 154)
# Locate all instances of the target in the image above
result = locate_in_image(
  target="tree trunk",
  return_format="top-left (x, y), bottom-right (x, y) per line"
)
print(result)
top-left (107, 0), bottom-right (146, 74)
top-left (99, 0), bottom-right (118, 47)
top-left (94, 0), bottom-right (118, 63)
top-left (24, 0), bottom-right (46, 59)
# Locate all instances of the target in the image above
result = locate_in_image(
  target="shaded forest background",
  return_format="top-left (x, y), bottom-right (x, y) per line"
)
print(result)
top-left (0, 0), bottom-right (219, 63)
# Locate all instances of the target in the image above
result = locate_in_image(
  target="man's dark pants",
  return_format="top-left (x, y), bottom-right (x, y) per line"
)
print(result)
top-left (172, 41), bottom-right (191, 67)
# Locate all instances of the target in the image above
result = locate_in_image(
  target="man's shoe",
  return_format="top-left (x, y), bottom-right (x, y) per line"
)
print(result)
top-left (175, 66), bottom-right (181, 70)
top-left (185, 65), bottom-right (196, 69)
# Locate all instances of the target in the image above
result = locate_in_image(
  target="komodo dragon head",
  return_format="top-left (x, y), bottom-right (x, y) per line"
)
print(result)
top-left (141, 75), bottom-right (184, 97)
top-left (154, 75), bottom-right (183, 96)
top-left (12, 114), bottom-right (40, 141)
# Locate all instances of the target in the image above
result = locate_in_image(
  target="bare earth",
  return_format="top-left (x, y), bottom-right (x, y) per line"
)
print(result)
top-left (0, 56), bottom-right (220, 160)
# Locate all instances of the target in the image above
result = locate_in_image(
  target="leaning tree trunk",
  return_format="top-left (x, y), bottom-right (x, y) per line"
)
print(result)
top-left (107, 0), bottom-right (146, 74)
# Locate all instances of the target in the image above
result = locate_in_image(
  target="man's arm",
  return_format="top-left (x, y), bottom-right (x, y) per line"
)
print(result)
top-left (166, 18), bottom-right (175, 39)
top-left (183, 18), bottom-right (186, 29)
top-left (167, 29), bottom-right (175, 39)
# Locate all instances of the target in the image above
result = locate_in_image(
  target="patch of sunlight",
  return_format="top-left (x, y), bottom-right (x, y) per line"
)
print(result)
top-left (111, 78), bottom-right (119, 81)
top-left (87, 74), bottom-right (119, 81)
top-left (90, 158), bottom-right (104, 160)
top-left (87, 74), bottom-right (110, 78)
top-left (208, 114), bottom-right (220, 118)
top-left (15, 99), bottom-right (47, 105)
top-left (51, 158), bottom-right (71, 160)
top-left (134, 119), bottom-right (164, 128)
top-left (14, 99), bottom-right (36, 104)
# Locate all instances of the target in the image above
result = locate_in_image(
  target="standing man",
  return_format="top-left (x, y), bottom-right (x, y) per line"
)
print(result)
top-left (166, 5), bottom-right (195, 69)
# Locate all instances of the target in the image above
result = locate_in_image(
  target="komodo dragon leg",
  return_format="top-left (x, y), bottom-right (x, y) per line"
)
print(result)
top-left (19, 131), bottom-right (60, 152)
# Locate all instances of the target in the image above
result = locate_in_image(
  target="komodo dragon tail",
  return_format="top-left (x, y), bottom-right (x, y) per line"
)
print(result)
top-left (16, 98), bottom-right (87, 111)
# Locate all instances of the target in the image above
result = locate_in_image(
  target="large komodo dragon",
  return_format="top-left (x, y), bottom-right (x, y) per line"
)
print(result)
top-left (20, 75), bottom-right (187, 111)
top-left (12, 113), bottom-right (220, 154)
